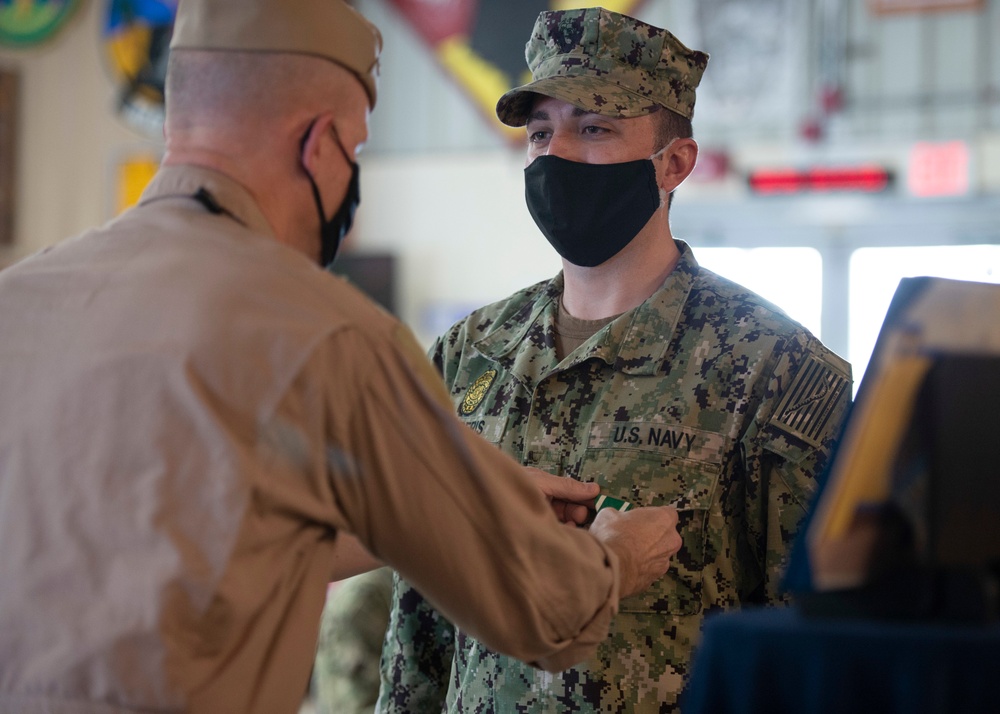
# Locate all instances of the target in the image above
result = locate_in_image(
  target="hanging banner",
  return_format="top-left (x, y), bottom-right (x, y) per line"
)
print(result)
top-left (115, 150), bottom-right (160, 214)
top-left (385, 0), bottom-right (647, 142)
top-left (0, 0), bottom-right (81, 46)
top-left (103, 0), bottom-right (178, 137)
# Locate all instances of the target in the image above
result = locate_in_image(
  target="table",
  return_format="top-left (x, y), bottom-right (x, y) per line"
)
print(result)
top-left (682, 606), bottom-right (1000, 714)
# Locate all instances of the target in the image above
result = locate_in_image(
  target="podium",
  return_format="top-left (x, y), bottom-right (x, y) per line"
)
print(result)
top-left (684, 277), bottom-right (1000, 713)
top-left (682, 607), bottom-right (1000, 714)
top-left (791, 276), bottom-right (1000, 619)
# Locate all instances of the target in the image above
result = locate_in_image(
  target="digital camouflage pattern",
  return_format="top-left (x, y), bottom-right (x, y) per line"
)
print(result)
top-left (313, 568), bottom-right (393, 714)
top-left (379, 242), bottom-right (852, 714)
top-left (496, 7), bottom-right (709, 126)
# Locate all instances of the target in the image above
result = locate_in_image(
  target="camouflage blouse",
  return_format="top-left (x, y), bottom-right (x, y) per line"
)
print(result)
top-left (379, 241), bottom-right (852, 713)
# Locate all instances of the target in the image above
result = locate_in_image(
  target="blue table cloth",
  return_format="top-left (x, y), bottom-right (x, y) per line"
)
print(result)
top-left (683, 606), bottom-right (1000, 714)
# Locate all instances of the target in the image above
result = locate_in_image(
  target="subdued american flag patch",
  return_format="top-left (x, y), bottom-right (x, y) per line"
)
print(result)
top-left (772, 355), bottom-right (850, 447)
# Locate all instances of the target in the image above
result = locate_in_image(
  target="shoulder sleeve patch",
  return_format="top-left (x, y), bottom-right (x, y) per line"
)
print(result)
top-left (771, 354), bottom-right (850, 447)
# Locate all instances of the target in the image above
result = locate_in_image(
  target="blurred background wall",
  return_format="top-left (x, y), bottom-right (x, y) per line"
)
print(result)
top-left (1, 0), bottom-right (998, 384)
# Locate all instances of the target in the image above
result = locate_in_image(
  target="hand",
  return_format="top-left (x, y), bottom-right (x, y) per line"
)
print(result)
top-left (589, 505), bottom-right (682, 599)
top-left (526, 467), bottom-right (600, 526)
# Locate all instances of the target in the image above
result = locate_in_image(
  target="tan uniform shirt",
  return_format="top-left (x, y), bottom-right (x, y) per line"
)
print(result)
top-left (0, 166), bottom-right (620, 714)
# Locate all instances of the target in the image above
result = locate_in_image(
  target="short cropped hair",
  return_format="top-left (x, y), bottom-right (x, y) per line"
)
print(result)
top-left (652, 106), bottom-right (693, 150)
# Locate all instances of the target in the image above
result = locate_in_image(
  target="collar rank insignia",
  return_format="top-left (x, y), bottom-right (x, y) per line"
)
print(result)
top-left (460, 369), bottom-right (497, 416)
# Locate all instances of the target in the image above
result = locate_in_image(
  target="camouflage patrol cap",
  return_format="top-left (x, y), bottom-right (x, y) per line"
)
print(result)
top-left (496, 7), bottom-right (708, 126)
top-left (170, 0), bottom-right (382, 107)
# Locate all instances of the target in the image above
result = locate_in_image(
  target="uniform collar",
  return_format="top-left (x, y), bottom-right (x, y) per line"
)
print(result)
top-left (475, 241), bottom-right (700, 388)
top-left (473, 276), bottom-right (562, 391)
top-left (138, 165), bottom-right (276, 238)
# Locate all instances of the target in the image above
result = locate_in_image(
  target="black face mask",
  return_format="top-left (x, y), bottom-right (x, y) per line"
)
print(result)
top-left (524, 154), bottom-right (662, 267)
top-left (301, 122), bottom-right (360, 269)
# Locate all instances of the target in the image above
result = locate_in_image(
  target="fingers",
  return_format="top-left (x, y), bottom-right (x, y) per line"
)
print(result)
top-left (589, 505), bottom-right (683, 599)
top-left (526, 467), bottom-right (601, 504)
top-left (562, 502), bottom-right (592, 525)
top-left (589, 505), bottom-right (624, 535)
top-left (666, 514), bottom-right (682, 555)
top-left (548, 494), bottom-right (594, 525)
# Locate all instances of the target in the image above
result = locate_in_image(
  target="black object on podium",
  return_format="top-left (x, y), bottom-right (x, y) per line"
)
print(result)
top-left (792, 277), bottom-right (1000, 623)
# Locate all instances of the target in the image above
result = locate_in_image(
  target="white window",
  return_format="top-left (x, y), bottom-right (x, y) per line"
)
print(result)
top-left (849, 245), bottom-right (1000, 387)
top-left (695, 247), bottom-right (824, 338)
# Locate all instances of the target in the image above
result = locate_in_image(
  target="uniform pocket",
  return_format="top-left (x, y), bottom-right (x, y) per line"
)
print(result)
top-left (579, 450), bottom-right (720, 615)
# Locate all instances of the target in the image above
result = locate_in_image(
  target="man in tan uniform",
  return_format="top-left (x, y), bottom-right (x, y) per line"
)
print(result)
top-left (0, 1), bottom-right (684, 713)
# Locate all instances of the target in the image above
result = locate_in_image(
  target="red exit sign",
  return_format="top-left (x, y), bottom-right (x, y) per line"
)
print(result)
top-left (907, 141), bottom-right (970, 198)
top-left (748, 165), bottom-right (893, 195)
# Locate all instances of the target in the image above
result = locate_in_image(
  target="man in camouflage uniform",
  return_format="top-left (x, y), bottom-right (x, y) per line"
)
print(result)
top-left (313, 568), bottom-right (394, 714)
top-left (379, 7), bottom-right (852, 713)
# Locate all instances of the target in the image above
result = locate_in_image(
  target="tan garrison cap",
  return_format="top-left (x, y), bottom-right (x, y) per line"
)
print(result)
top-left (170, 0), bottom-right (382, 107)
top-left (496, 7), bottom-right (708, 126)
